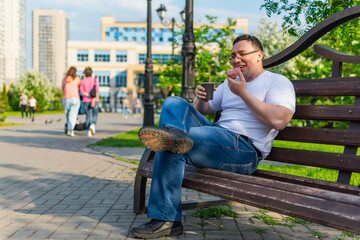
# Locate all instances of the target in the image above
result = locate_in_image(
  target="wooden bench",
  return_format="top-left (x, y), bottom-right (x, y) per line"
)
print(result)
top-left (133, 5), bottom-right (360, 234)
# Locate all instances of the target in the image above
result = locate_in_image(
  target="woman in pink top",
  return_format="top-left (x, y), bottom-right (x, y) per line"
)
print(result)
top-left (62, 66), bottom-right (81, 137)
top-left (79, 67), bottom-right (99, 137)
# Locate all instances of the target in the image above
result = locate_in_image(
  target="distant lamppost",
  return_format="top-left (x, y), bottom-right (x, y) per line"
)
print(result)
top-left (156, 4), bottom-right (185, 60)
top-left (180, 0), bottom-right (196, 102)
top-left (143, 0), bottom-right (154, 126)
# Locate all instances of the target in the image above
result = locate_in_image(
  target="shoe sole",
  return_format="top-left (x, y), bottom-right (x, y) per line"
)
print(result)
top-left (131, 225), bottom-right (183, 239)
top-left (138, 128), bottom-right (193, 154)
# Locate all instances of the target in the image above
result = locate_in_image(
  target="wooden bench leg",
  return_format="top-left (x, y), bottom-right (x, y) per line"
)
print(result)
top-left (133, 171), bottom-right (148, 214)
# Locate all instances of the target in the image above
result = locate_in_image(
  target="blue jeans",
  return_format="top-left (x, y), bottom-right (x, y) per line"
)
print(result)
top-left (123, 107), bottom-right (128, 116)
top-left (83, 101), bottom-right (99, 130)
top-left (63, 98), bottom-right (80, 130)
top-left (147, 96), bottom-right (261, 221)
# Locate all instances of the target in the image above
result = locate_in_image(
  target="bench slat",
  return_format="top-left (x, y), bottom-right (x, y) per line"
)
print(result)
top-left (267, 147), bottom-right (360, 172)
top-left (293, 105), bottom-right (360, 120)
top-left (253, 169), bottom-right (360, 195)
top-left (183, 170), bottom-right (360, 234)
top-left (276, 127), bottom-right (360, 146)
top-left (292, 77), bottom-right (360, 96)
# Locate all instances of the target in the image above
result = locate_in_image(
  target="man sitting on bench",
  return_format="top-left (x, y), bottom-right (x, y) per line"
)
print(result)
top-left (131, 34), bottom-right (296, 239)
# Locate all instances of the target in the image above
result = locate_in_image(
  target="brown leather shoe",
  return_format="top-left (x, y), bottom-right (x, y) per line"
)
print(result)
top-left (138, 126), bottom-right (193, 154)
top-left (131, 219), bottom-right (183, 239)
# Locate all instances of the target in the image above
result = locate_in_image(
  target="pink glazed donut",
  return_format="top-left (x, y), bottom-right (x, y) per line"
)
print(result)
top-left (227, 67), bottom-right (240, 79)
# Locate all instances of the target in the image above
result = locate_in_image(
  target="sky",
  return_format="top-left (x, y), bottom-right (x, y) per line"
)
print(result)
top-left (26, 0), bottom-right (278, 69)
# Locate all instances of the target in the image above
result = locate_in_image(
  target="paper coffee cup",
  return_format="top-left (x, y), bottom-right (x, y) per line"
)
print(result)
top-left (201, 82), bottom-right (215, 100)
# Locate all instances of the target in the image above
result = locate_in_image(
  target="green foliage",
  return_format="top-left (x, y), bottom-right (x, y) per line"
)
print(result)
top-left (156, 16), bottom-right (236, 96)
top-left (194, 207), bottom-right (238, 219)
top-left (260, 0), bottom-right (360, 37)
top-left (92, 127), bottom-right (144, 148)
top-left (258, 163), bottom-right (360, 186)
top-left (259, 3), bottom-right (360, 129)
top-left (283, 216), bottom-right (309, 226)
top-left (251, 210), bottom-right (282, 226)
top-left (51, 88), bottom-right (63, 111)
top-left (310, 230), bottom-right (329, 239)
top-left (1, 83), bottom-right (10, 111)
top-left (9, 71), bottom-right (54, 112)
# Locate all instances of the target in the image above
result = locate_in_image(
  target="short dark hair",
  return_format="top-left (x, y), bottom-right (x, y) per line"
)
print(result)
top-left (232, 34), bottom-right (263, 52)
top-left (84, 67), bottom-right (93, 77)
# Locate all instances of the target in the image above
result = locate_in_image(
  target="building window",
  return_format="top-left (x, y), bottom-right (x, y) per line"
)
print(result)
top-left (100, 96), bottom-right (110, 104)
top-left (138, 54), bottom-right (179, 64)
top-left (139, 54), bottom-right (146, 64)
top-left (124, 37), bottom-right (128, 42)
top-left (77, 50), bottom-right (88, 62)
top-left (94, 71), bottom-right (110, 87)
top-left (132, 37), bottom-right (137, 42)
top-left (94, 50), bottom-right (110, 62)
top-left (116, 71), bottom-right (127, 87)
top-left (116, 50), bottom-right (127, 62)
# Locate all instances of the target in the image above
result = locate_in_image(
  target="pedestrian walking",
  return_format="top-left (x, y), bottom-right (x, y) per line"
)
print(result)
top-left (28, 96), bottom-right (36, 121)
top-left (80, 67), bottom-right (99, 137)
top-left (133, 97), bottom-right (141, 118)
top-left (62, 66), bottom-right (81, 137)
top-left (122, 98), bottom-right (129, 118)
top-left (19, 92), bottom-right (28, 118)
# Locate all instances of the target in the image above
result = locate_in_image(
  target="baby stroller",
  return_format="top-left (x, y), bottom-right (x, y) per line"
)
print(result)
top-left (64, 95), bottom-right (87, 134)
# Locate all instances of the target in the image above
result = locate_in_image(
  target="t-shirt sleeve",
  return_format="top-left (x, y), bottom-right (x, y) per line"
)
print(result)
top-left (208, 80), bottom-right (225, 112)
top-left (265, 76), bottom-right (296, 113)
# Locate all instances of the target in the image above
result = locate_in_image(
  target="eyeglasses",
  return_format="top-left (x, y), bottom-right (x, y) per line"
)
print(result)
top-left (228, 50), bottom-right (260, 61)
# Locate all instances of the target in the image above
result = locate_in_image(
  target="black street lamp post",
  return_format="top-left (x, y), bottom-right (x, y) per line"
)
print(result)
top-left (143, 0), bottom-right (154, 126)
top-left (156, 4), bottom-right (185, 60)
top-left (180, 0), bottom-right (196, 102)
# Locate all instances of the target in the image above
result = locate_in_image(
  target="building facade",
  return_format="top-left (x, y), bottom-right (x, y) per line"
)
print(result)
top-left (68, 16), bottom-right (248, 111)
top-left (0, 0), bottom-right (26, 87)
top-left (32, 10), bottom-right (69, 88)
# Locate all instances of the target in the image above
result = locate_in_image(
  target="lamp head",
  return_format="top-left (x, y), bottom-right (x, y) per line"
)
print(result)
top-left (180, 9), bottom-right (185, 23)
top-left (156, 4), bottom-right (167, 22)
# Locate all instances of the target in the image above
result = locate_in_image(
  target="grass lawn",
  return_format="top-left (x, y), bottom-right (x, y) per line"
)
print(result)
top-left (94, 126), bottom-right (360, 186)
top-left (92, 127), bottom-right (144, 148)
top-left (4, 110), bottom-right (64, 117)
top-left (0, 122), bottom-right (26, 127)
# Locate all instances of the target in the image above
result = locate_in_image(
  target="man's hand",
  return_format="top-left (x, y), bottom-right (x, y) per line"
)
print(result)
top-left (227, 70), bottom-right (247, 97)
top-left (193, 84), bottom-right (215, 115)
top-left (195, 84), bottom-right (209, 102)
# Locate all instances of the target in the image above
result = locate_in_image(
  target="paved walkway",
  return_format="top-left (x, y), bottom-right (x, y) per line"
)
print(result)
top-left (0, 113), bottom-right (358, 240)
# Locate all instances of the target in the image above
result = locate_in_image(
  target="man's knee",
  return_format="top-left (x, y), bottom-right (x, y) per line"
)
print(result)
top-left (163, 96), bottom-right (188, 111)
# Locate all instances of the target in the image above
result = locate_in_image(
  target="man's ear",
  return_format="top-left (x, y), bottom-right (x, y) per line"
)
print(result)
top-left (257, 51), bottom-right (264, 62)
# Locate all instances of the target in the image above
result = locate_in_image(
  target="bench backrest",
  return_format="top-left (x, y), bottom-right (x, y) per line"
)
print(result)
top-left (262, 5), bottom-right (360, 185)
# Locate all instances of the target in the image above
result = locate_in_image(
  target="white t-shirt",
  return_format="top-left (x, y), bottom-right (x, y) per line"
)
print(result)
top-left (209, 70), bottom-right (296, 158)
top-left (29, 98), bottom-right (36, 107)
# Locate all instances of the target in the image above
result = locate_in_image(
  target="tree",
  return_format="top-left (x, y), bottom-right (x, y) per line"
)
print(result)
top-left (261, 0), bottom-right (360, 37)
top-left (0, 83), bottom-right (10, 110)
top-left (260, 0), bottom-right (359, 129)
top-left (9, 71), bottom-right (54, 112)
top-left (156, 16), bottom-right (236, 96)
